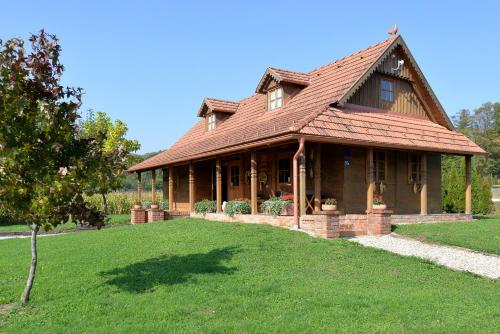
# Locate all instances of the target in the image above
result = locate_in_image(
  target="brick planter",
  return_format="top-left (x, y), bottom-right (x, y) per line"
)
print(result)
top-left (367, 209), bottom-right (392, 235)
top-left (147, 208), bottom-right (165, 222)
top-left (131, 208), bottom-right (147, 224)
top-left (300, 211), bottom-right (341, 239)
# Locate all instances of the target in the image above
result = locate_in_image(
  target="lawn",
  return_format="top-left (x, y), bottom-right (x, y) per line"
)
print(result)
top-left (0, 218), bottom-right (499, 333)
top-left (0, 214), bottom-right (131, 234)
top-left (394, 216), bottom-right (500, 255)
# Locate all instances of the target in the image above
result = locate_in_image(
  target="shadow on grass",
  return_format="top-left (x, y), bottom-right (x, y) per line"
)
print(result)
top-left (100, 246), bottom-right (239, 293)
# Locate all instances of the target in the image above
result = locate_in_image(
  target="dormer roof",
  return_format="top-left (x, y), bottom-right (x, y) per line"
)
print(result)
top-left (255, 67), bottom-right (310, 93)
top-left (197, 97), bottom-right (240, 117)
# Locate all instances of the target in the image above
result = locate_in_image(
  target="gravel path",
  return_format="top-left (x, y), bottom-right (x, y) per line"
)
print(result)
top-left (0, 233), bottom-right (66, 241)
top-left (351, 234), bottom-right (500, 279)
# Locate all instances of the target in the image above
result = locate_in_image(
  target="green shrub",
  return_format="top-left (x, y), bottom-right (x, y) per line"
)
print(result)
top-left (261, 197), bottom-right (291, 217)
top-left (194, 199), bottom-right (216, 216)
top-left (84, 192), bottom-right (169, 215)
top-left (224, 200), bottom-right (251, 217)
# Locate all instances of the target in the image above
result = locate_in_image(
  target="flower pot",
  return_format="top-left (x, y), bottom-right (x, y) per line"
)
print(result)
top-left (322, 204), bottom-right (337, 211)
top-left (373, 204), bottom-right (387, 210)
top-left (133, 204), bottom-right (142, 209)
top-left (281, 203), bottom-right (294, 216)
top-left (150, 203), bottom-right (159, 210)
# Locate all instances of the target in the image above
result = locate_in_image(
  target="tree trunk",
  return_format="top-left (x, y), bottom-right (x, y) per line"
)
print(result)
top-left (21, 224), bottom-right (39, 306)
top-left (102, 193), bottom-right (108, 215)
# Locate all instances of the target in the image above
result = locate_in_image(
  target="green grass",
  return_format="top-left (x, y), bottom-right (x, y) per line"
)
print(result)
top-left (0, 214), bottom-right (131, 234)
top-left (0, 218), bottom-right (499, 333)
top-left (394, 216), bottom-right (500, 255)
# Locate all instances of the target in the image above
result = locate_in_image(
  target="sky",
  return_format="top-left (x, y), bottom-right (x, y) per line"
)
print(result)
top-left (1, 0), bottom-right (499, 153)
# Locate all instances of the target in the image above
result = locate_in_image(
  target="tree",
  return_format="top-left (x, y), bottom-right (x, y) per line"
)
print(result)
top-left (81, 110), bottom-right (140, 212)
top-left (0, 31), bottom-right (105, 305)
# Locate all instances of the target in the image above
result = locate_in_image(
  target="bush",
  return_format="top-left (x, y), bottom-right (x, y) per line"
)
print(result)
top-left (224, 200), bottom-right (251, 217)
top-left (261, 197), bottom-right (292, 217)
top-left (84, 192), bottom-right (169, 215)
top-left (195, 199), bottom-right (216, 216)
top-left (324, 198), bottom-right (337, 205)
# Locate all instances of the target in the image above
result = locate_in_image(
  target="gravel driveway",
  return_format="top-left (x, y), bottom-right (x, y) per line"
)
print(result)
top-left (351, 234), bottom-right (500, 279)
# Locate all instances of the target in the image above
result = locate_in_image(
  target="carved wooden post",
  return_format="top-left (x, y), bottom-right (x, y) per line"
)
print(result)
top-left (216, 159), bottom-right (222, 213)
top-left (137, 172), bottom-right (142, 203)
top-left (366, 148), bottom-right (374, 213)
top-left (168, 167), bottom-right (174, 211)
top-left (189, 163), bottom-right (195, 211)
top-left (251, 152), bottom-right (258, 214)
top-left (420, 153), bottom-right (428, 215)
top-left (162, 168), bottom-right (168, 202)
top-left (465, 155), bottom-right (472, 214)
top-left (299, 145), bottom-right (306, 216)
top-left (151, 169), bottom-right (157, 204)
top-left (313, 143), bottom-right (321, 212)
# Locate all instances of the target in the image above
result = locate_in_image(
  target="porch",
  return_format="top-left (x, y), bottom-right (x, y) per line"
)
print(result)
top-left (130, 139), bottom-right (473, 237)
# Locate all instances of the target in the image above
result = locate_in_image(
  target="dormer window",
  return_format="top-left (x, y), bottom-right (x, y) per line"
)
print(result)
top-left (207, 113), bottom-right (216, 131)
top-left (268, 87), bottom-right (283, 110)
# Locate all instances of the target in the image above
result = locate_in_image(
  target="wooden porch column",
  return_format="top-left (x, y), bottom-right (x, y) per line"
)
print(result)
top-left (137, 172), bottom-right (142, 202)
top-left (216, 159), bottom-right (222, 213)
top-left (313, 143), bottom-right (321, 212)
top-left (189, 163), bottom-right (195, 211)
top-left (366, 148), bottom-right (374, 213)
top-left (162, 168), bottom-right (168, 201)
top-left (420, 153), bottom-right (428, 215)
top-left (465, 155), bottom-right (472, 214)
top-left (299, 145), bottom-right (306, 216)
top-left (168, 167), bottom-right (174, 211)
top-left (251, 152), bottom-right (258, 214)
top-left (151, 169), bottom-right (157, 203)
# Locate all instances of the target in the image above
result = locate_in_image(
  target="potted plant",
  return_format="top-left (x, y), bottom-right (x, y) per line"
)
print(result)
top-left (261, 196), bottom-right (293, 217)
top-left (322, 198), bottom-right (337, 211)
top-left (373, 194), bottom-right (386, 210)
top-left (280, 194), bottom-right (294, 215)
top-left (150, 201), bottom-right (159, 210)
top-left (134, 201), bottom-right (142, 209)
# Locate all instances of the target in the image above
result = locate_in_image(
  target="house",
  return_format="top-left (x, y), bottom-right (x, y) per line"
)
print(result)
top-left (127, 34), bottom-right (485, 237)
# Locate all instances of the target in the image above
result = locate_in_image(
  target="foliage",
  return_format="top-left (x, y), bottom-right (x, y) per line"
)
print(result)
top-left (121, 151), bottom-right (164, 190)
top-left (194, 199), bottom-right (216, 216)
top-left (324, 198), bottom-right (337, 205)
top-left (373, 194), bottom-right (385, 205)
top-left (80, 109), bottom-right (140, 211)
top-left (224, 200), bottom-right (251, 217)
top-left (441, 156), bottom-right (493, 214)
top-left (453, 102), bottom-right (500, 182)
top-left (261, 197), bottom-right (292, 217)
top-left (84, 192), bottom-right (168, 214)
top-left (394, 217), bottom-right (500, 255)
top-left (0, 219), bottom-right (498, 333)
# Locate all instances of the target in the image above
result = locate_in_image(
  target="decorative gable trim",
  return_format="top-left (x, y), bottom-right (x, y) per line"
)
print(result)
top-left (337, 35), bottom-right (454, 130)
top-left (255, 67), bottom-right (310, 94)
top-left (197, 97), bottom-right (240, 117)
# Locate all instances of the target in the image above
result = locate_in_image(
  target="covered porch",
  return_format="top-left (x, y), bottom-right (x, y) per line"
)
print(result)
top-left (130, 138), bottom-right (474, 237)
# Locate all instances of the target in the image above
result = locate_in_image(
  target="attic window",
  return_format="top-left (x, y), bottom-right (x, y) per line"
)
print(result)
top-left (207, 113), bottom-right (216, 131)
top-left (268, 87), bottom-right (283, 110)
top-left (380, 79), bottom-right (394, 102)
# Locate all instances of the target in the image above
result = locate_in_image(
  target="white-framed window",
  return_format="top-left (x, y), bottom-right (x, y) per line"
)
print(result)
top-left (268, 87), bottom-right (283, 110)
top-left (380, 79), bottom-right (394, 102)
top-left (207, 113), bottom-right (216, 131)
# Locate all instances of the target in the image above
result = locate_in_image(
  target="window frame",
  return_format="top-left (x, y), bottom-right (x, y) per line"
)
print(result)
top-left (207, 112), bottom-right (216, 131)
top-left (408, 153), bottom-right (422, 183)
top-left (380, 78), bottom-right (394, 102)
top-left (230, 165), bottom-right (240, 187)
top-left (277, 157), bottom-right (291, 184)
top-left (373, 150), bottom-right (387, 183)
top-left (268, 87), bottom-right (284, 111)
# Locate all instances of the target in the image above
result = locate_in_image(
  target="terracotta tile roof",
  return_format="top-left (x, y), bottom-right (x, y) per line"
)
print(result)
top-left (255, 67), bottom-right (310, 93)
top-left (128, 35), bottom-right (484, 172)
top-left (197, 97), bottom-right (240, 117)
top-left (300, 104), bottom-right (486, 155)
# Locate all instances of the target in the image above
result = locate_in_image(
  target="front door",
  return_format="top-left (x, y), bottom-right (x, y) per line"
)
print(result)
top-left (227, 163), bottom-right (242, 200)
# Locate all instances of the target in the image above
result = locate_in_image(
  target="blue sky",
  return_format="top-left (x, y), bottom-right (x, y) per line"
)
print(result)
top-left (1, 1), bottom-right (499, 153)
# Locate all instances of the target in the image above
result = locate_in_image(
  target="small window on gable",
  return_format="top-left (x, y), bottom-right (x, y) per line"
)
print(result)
top-left (268, 87), bottom-right (283, 111)
top-left (408, 153), bottom-right (421, 183)
top-left (207, 113), bottom-right (216, 131)
top-left (380, 79), bottom-right (394, 102)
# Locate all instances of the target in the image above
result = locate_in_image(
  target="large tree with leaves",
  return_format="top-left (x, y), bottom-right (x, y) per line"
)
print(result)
top-left (0, 31), bottom-right (106, 305)
top-left (81, 110), bottom-right (140, 212)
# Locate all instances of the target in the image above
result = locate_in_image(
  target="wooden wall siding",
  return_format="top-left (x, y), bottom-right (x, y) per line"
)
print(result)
top-left (377, 48), bottom-right (413, 80)
top-left (173, 165), bottom-right (189, 210)
top-left (194, 161), bottom-right (213, 202)
top-left (342, 147), bottom-right (367, 214)
top-left (320, 144), bottom-right (344, 207)
top-left (347, 73), bottom-right (429, 119)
